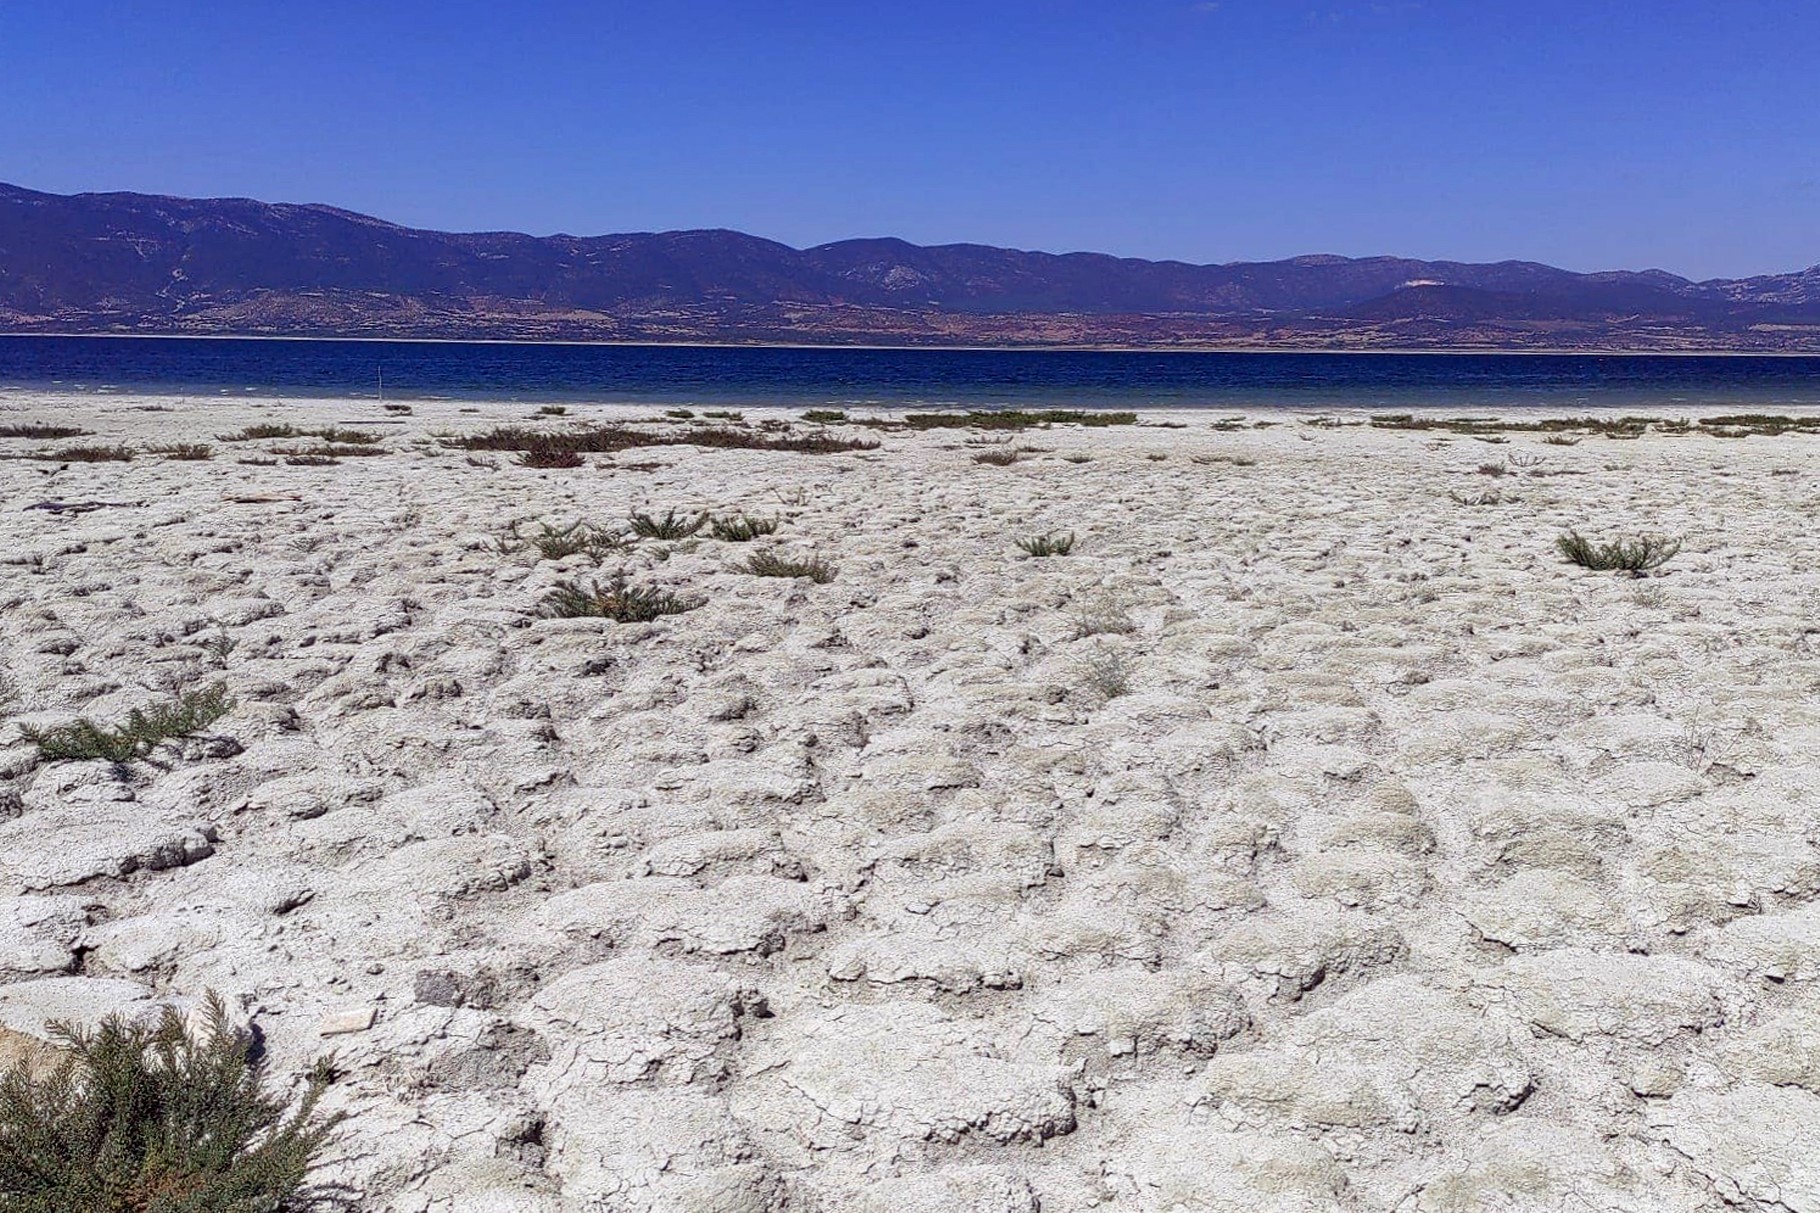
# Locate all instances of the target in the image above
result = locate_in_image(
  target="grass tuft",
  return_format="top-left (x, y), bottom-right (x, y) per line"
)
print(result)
top-left (740, 550), bottom-right (836, 583)
top-left (541, 575), bottom-right (702, 622)
top-left (1017, 532), bottom-right (1076, 557)
top-left (1078, 648), bottom-right (1132, 700)
top-left (33, 445), bottom-right (133, 463)
top-left (1557, 531), bottom-right (1682, 574)
top-left (709, 513), bottom-right (781, 542)
top-left (802, 409), bottom-right (848, 424)
top-left (630, 509), bottom-right (709, 539)
top-left (0, 991), bottom-right (341, 1211)
top-left (22, 683), bottom-right (234, 764)
top-left (148, 443), bottom-right (214, 461)
top-left (905, 410), bottom-right (1137, 430)
top-left (217, 424), bottom-right (301, 442)
top-left (972, 447), bottom-right (1022, 466)
top-left (500, 520), bottom-right (624, 561)
top-left (0, 424), bottom-right (89, 440)
top-left (516, 448), bottom-right (585, 469)
top-left (450, 423), bottom-right (876, 457)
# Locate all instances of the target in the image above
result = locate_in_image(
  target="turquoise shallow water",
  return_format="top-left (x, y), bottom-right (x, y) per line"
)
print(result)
top-left (2, 336), bottom-right (1819, 412)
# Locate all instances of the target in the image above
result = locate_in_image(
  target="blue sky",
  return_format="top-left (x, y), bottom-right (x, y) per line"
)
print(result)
top-left (3, 1), bottom-right (1816, 278)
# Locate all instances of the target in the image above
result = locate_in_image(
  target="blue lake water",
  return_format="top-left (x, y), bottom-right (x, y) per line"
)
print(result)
top-left (2, 336), bottom-right (1818, 412)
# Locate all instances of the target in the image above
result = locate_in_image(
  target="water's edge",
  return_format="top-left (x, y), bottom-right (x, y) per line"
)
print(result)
top-left (2, 335), bottom-right (1817, 411)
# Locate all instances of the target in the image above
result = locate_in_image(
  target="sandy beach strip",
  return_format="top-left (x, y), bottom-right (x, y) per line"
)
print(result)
top-left (2, 392), bottom-right (1818, 1210)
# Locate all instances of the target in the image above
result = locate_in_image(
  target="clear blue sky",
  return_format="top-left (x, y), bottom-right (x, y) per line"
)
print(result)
top-left (3, 1), bottom-right (1816, 279)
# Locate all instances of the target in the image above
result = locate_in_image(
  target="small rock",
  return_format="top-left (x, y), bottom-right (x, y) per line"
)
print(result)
top-left (318, 1006), bottom-right (377, 1036)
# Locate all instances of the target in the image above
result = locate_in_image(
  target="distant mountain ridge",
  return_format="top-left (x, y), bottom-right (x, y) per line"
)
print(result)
top-left (2, 182), bottom-right (1818, 350)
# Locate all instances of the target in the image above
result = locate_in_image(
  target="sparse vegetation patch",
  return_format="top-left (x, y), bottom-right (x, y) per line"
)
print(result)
top-left (710, 513), bottom-right (780, 542)
top-left (1017, 532), bottom-right (1076, 557)
top-left (541, 575), bottom-right (702, 622)
top-left (740, 551), bottom-right (836, 583)
top-left (630, 509), bottom-right (709, 539)
top-left (449, 423), bottom-right (877, 458)
top-left (500, 520), bottom-right (625, 561)
top-left (1557, 530), bottom-right (1682, 574)
top-left (0, 424), bottom-right (89, 440)
top-left (516, 448), bottom-right (585, 469)
top-left (22, 683), bottom-right (233, 764)
top-left (905, 410), bottom-right (1136, 430)
top-left (0, 992), bottom-right (341, 1212)
top-left (32, 445), bottom-right (134, 462)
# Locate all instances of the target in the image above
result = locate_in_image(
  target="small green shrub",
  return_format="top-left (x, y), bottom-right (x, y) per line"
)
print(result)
top-left (535, 405), bottom-right (568, 416)
top-left (1557, 531), bottom-right (1682, 574)
top-left (148, 444), bottom-right (214, 461)
top-left (448, 424), bottom-right (876, 457)
top-left (500, 521), bottom-right (624, 561)
top-left (33, 446), bottom-right (133, 463)
top-left (740, 551), bottom-right (836, 583)
top-left (1017, 532), bottom-right (1075, 557)
top-left (665, 409), bottom-right (696, 419)
top-left (22, 684), bottom-right (234, 764)
top-left (309, 428), bottom-right (379, 446)
top-left (629, 509), bottom-right (708, 539)
top-left (0, 992), bottom-right (341, 1212)
top-left (1071, 596), bottom-right (1136, 638)
top-left (905, 410), bottom-right (1137, 430)
top-left (0, 424), bottom-right (88, 440)
top-left (282, 455), bottom-right (338, 467)
top-left (709, 513), bottom-right (780, 542)
top-left (217, 425), bottom-right (301, 442)
top-left (516, 448), bottom-right (585, 469)
top-left (802, 410), bottom-right (847, 424)
top-left (541, 575), bottom-right (702, 622)
top-left (1079, 648), bottom-right (1132, 700)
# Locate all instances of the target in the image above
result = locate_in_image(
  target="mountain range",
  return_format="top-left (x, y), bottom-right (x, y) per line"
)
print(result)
top-left (3, 182), bottom-right (1818, 350)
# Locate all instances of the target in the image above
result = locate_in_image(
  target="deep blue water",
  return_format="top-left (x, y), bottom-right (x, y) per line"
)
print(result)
top-left (2, 336), bottom-right (1819, 412)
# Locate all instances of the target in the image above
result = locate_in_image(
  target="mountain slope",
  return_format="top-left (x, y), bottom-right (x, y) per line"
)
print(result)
top-left (2, 182), bottom-right (1817, 349)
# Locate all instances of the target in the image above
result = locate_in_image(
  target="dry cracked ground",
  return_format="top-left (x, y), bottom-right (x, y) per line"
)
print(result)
top-left (3, 395), bottom-right (1820, 1211)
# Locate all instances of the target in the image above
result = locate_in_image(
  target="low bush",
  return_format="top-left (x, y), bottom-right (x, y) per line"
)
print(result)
top-left (32, 446), bottom-right (133, 463)
top-left (500, 520), bottom-right (624, 560)
top-left (709, 513), bottom-right (780, 542)
top-left (449, 424), bottom-right (877, 457)
top-left (740, 551), bottom-right (836, 583)
top-left (217, 424), bottom-right (301, 442)
top-left (22, 683), bottom-right (234, 764)
top-left (905, 410), bottom-right (1137, 430)
top-left (541, 575), bottom-right (702, 622)
top-left (148, 443), bottom-right (214, 461)
top-left (311, 428), bottom-right (379, 446)
top-left (1557, 531), bottom-right (1682, 574)
top-left (630, 509), bottom-right (708, 539)
top-left (802, 409), bottom-right (847, 424)
top-left (1078, 648), bottom-right (1132, 699)
top-left (1017, 532), bottom-right (1075, 557)
top-left (0, 992), bottom-right (341, 1212)
top-left (516, 448), bottom-right (585, 469)
top-left (0, 424), bottom-right (89, 440)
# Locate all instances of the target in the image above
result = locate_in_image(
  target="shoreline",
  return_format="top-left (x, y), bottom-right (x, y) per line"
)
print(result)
top-left (6, 330), bottom-right (1820, 357)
